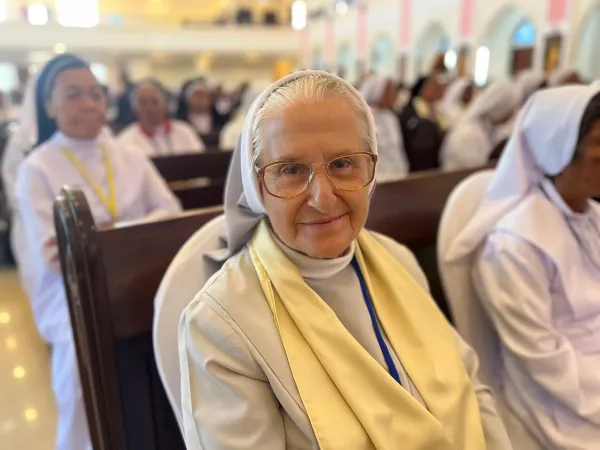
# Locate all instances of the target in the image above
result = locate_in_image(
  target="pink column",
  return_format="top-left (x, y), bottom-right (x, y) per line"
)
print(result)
top-left (400, 0), bottom-right (411, 48)
top-left (548, 0), bottom-right (568, 25)
top-left (459, 0), bottom-right (474, 39)
top-left (357, 3), bottom-right (368, 58)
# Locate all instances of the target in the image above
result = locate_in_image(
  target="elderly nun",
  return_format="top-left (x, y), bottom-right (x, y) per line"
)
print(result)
top-left (179, 71), bottom-right (513, 450)
top-left (13, 54), bottom-right (181, 450)
top-left (359, 73), bottom-right (409, 181)
top-left (441, 77), bottom-right (475, 125)
top-left (440, 82), bottom-right (519, 171)
top-left (176, 78), bottom-right (229, 139)
top-left (118, 78), bottom-right (205, 156)
top-left (445, 84), bottom-right (600, 449)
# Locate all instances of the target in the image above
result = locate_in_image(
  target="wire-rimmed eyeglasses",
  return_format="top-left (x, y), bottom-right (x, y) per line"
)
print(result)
top-left (255, 151), bottom-right (378, 199)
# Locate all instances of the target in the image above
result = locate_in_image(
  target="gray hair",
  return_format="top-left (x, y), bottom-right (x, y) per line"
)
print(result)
top-left (251, 74), bottom-right (372, 167)
top-left (129, 79), bottom-right (168, 111)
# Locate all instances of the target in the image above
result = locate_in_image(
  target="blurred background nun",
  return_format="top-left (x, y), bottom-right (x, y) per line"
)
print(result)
top-left (12, 53), bottom-right (181, 450)
top-left (359, 73), bottom-right (409, 181)
top-left (440, 82), bottom-right (519, 171)
top-left (117, 78), bottom-right (205, 156)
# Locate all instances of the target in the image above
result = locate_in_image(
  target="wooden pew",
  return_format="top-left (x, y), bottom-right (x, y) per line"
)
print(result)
top-left (151, 151), bottom-right (233, 210)
top-left (54, 194), bottom-right (222, 450)
top-left (54, 166), bottom-right (485, 450)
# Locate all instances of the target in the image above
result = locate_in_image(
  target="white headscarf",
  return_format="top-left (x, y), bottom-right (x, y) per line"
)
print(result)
top-left (514, 70), bottom-right (546, 104)
top-left (185, 80), bottom-right (208, 101)
top-left (548, 68), bottom-right (578, 87)
top-left (359, 73), bottom-right (390, 106)
top-left (223, 70), bottom-right (378, 255)
top-left (459, 81), bottom-right (519, 125)
top-left (445, 84), bottom-right (600, 262)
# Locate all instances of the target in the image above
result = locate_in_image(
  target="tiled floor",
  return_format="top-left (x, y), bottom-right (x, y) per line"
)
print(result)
top-left (0, 269), bottom-right (57, 449)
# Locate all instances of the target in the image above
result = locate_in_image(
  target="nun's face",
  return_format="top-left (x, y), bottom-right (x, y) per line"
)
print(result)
top-left (258, 97), bottom-right (371, 259)
top-left (136, 85), bottom-right (167, 125)
top-left (189, 88), bottom-right (211, 113)
top-left (559, 118), bottom-right (600, 203)
top-left (46, 68), bottom-right (106, 140)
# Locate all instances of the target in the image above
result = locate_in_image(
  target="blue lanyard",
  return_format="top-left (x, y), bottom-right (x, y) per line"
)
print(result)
top-left (351, 258), bottom-right (402, 385)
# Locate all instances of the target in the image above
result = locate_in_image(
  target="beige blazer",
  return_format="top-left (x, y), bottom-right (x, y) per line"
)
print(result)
top-left (179, 235), bottom-right (513, 449)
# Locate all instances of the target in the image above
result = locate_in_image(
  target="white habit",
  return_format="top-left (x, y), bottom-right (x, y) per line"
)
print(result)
top-left (441, 82), bottom-right (518, 171)
top-left (446, 84), bottom-right (600, 449)
top-left (118, 119), bottom-right (205, 156)
top-left (14, 131), bottom-right (181, 450)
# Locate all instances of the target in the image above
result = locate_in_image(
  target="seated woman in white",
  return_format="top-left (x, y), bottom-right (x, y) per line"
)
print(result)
top-left (441, 82), bottom-right (519, 171)
top-left (441, 77), bottom-right (475, 126)
top-left (14, 54), bottom-right (182, 450)
top-left (359, 73), bottom-right (409, 181)
top-left (495, 71), bottom-right (546, 145)
top-left (219, 84), bottom-right (264, 150)
top-left (118, 79), bottom-right (205, 156)
top-left (446, 84), bottom-right (600, 449)
top-left (179, 71), bottom-right (513, 450)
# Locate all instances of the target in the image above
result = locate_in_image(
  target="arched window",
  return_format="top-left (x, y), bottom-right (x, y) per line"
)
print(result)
top-left (56, 0), bottom-right (99, 27)
top-left (512, 19), bottom-right (536, 48)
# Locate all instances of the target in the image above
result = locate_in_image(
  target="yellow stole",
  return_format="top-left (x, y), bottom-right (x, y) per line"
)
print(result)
top-left (248, 220), bottom-right (485, 450)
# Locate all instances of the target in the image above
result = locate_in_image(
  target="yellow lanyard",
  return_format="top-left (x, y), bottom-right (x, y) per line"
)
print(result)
top-left (61, 145), bottom-right (117, 221)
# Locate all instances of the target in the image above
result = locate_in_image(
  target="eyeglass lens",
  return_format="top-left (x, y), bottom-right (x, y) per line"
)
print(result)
top-left (262, 153), bottom-right (375, 198)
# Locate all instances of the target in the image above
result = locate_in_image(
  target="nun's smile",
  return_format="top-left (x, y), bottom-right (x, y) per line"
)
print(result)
top-left (258, 96), bottom-right (371, 259)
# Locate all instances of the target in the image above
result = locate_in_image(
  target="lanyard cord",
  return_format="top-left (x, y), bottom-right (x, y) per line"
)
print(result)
top-left (61, 145), bottom-right (117, 221)
top-left (350, 258), bottom-right (402, 385)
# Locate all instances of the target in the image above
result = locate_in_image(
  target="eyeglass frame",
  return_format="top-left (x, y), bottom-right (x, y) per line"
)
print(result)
top-left (254, 151), bottom-right (378, 199)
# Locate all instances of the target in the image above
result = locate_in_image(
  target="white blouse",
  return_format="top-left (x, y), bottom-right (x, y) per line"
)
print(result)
top-left (118, 119), bottom-right (205, 156)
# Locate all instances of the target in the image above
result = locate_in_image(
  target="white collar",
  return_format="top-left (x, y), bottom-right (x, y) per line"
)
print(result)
top-left (271, 226), bottom-right (355, 280)
top-left (53, 131), bottom-right (101, 157)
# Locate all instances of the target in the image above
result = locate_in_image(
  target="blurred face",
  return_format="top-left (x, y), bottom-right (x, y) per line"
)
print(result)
top-left (379, 81), bottom-right (398, 109)
top-left (135, 85), bottom-right (166, 126)
top-left (556, 119), bottom-right (600, 203)
top-left (259, 97), bottom-right (371, 259)
top-left (46, 68), bottom-right (106, 140)
top-left (188, 88), bottom-right (212, 113)
top-left (421, 79), bottom-right (442, 103)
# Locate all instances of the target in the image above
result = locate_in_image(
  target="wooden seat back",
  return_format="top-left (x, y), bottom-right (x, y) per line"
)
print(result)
top-left (54, 191), bottom-right (222, 450)
top-left (151, 151), bottom-right (233, 210)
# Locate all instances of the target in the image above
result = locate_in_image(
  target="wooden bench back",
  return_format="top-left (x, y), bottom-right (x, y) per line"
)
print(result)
top-left (151, 151), bottom-right (233, 210)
